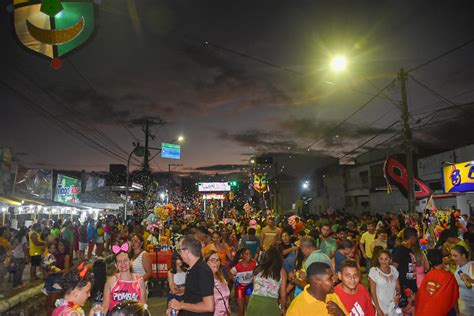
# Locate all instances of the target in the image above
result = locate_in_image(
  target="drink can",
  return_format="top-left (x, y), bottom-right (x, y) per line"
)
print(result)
top-left (170, 308), bottom-right (178, 316)
top-left (93, 304), bottom-right (105, 316)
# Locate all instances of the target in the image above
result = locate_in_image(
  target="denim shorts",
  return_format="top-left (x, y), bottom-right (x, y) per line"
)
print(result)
top-left (45, 274), bottom-right (63, 293)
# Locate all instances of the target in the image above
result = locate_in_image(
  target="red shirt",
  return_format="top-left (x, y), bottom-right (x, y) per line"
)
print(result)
top-left (334, 283), bottom-right (375, 316)
top-left (231, 260), bottom-right (257, 285)
top-left (415, 269), bottom-right (459, 316)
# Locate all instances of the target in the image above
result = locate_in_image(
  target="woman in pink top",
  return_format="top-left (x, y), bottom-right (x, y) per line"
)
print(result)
top-left (102, 242), bottom-right (146, 312)
top-left (52, 263), bottom-right (103, 316)
top-left (205, 251), bottom-right (230, 316)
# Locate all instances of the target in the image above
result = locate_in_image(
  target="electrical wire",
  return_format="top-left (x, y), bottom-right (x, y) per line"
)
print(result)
top-left (407, 37), bottom-right (474, 73)
top-left (339, 120), bottom-right (400, 160)
top-left (305, 78), bottom-right (397, 150)
top-left (67, 59), bottom-right (141, 143)
top-left (414, 100), bottom-right (474, 125)
top-left (409, 75), bottom-right (474, 116)
top-left (12, 65), bottom-right (142, 166)
top-left (0, 78), bottom-right (133, 165)
top-left (410, 87), bottom-right (474, 117)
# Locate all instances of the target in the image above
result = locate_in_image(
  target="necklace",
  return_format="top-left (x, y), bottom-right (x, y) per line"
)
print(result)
top-left (67, 301), bottom-right (84, 313)
top-left (55, 299), bottom-right (85, 315)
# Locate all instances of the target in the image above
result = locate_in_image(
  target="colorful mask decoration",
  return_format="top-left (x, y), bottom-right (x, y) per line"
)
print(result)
top-left (12, 0), bottom-right (95, 69)
top-left (383, 155), bottom-right (432, 200)
top-left (253, 174), bottom-right (268, 193)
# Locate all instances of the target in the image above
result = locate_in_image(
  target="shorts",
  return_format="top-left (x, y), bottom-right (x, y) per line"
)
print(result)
top-left (88, 241), bottom-right (95, 251)
top-left (79, 242), bottom-right (88, 251)
top-left (45, 274), bottom-right (63, 293)
top-left (31, 255), bottom-right (42, 267)
top-left (235, 283), bottom-right (253, 299)
top-left (104, 233), bottom-right (111, 241)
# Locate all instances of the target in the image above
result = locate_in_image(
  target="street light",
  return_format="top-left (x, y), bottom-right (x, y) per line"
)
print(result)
top-left (302, 180), bottom-right (310, 190)
top-left (177, 135), bottom-right (185, 143)
top-left (330, 55), bottom-right (348, 72)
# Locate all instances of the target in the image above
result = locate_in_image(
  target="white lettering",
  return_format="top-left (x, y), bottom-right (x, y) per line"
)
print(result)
top-left (113, 292), bottom-right (139, 301)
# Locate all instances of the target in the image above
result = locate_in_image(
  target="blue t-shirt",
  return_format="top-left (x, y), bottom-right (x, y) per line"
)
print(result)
top-left (334, 250), bottom-right (348, 273)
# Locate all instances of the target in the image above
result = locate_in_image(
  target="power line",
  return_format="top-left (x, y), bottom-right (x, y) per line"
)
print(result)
top-left (407, 37), bottom-right (474, 73)
top-left (67, 59), bottom-right (141, 144)
top-left (409, 75), bottom-right (474, 116)
top-left (413, 100), bottom-right (474, 125)
top-left (373, 132), bottom-right (401, 149)
top-left (12, 65), bottom-right (142, 165)
top-left (204, 40), bottom-right (301, 75)
top-left (199, 41), bottom-right (401, 152)
top-left (412, 115), bottom-right (459, 130)
top-left (305, 78), bottom-right (397, 150)
top-left (0, 78), bottom-right (133, 165)
top-left (339, 120), bottom-right (399, 160)
top-left (410, 87), bottom-right (474, 117)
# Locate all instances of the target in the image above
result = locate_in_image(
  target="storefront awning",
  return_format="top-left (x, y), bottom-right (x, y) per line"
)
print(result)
top-left (0, 196), bottom-right (22, 206)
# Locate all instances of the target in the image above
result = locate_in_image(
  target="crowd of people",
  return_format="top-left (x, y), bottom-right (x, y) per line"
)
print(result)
top-left (1, 207), bottom-right (474, 316)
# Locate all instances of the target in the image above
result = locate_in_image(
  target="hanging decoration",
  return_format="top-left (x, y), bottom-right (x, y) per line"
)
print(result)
top-left (383, 155), bottom-right (432, 200)
top-left (12, 0), bottom-right (96, 69)
top-left (253, 174), bottom-right (268, 193)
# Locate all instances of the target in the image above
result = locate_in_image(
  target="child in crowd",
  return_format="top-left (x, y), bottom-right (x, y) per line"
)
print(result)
top-left (52, 263), bottom-right (103, 316)
top-left (42, 242), bottom-right (62, 295)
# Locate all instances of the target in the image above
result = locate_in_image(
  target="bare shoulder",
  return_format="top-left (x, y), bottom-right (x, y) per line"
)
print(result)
top-left (106, 274), bottom-right (117, 285)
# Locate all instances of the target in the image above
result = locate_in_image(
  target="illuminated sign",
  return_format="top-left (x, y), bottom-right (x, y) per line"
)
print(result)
top-left (202, 194), bottom-right (226, 200)
top-left (443, 161), bottom-right (474, 193)
top-left (161, 143), bottom-right (181, 160)
top-left (54, 174), bottom-right (81, 203)
top-left (198, 182), bottom-right (231, 192)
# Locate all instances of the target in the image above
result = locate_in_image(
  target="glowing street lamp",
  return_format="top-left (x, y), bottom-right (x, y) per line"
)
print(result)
top-left (330, 55), bottom-right (348, 72)
top-left (177, 135), bottom-right (185, 142)
top-left (302, 180), bottom-right (310, 190)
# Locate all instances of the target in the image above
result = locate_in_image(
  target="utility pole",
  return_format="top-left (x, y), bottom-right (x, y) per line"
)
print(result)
top-left (143, 120), bottom-right (150, 171)
top-left (399, 68), bottom-right (416, 213)
top-left (168, 163), bottom-right (183, 200)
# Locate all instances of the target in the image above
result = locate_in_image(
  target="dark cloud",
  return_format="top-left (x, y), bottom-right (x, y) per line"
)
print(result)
top-left (280, 118), bottom-right (395, 146)
top-left (218, 130), bottom-right (299, 153)
top-left (14, 152), bottom-right (29, 157)
top-left (182, 42), bottom-right (247, 86)
top-left (193, 164), bottom-right (248, 172)
top-left (48, 86), bottom-right (170, 126)
top-left (411, 111), bottom-right (474, 155)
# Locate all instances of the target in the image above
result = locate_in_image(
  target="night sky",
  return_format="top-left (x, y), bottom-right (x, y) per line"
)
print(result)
top-left (1, 0), bottom-right (474, 174)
